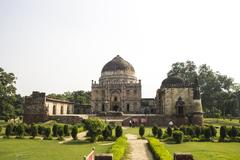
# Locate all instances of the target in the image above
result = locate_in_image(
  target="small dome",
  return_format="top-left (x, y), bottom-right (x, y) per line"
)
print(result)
top-left (101, 55), bottom-right (135, 73)
top-left (161, 76), bottom-right (185, 87)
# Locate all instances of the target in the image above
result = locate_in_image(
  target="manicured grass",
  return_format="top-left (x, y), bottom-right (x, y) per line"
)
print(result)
top-left (165, 142), bottom-right (240, 160)
top-left (123, 127), bottom-right (153, 137)
top-left (0, 138), bottom-right (112, 160)
top-left (204, 118), bottom-right (240, 126)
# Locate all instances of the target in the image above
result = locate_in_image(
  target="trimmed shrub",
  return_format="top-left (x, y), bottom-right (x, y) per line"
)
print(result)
top-left (220, 126), bottom-right (227, 140)
top-left (231, 126), bottom-right (238, 138)
top-left (30, 124), bottom-right (38, 139)
top-left (63, 124), bottom-right (69, 136)
top-left (187, 127), bottom-right (195, 137)
top-left (57, 126), bottom-right (64, 140)
top-left (38, 125), bottom-right (44, 135)
top-left (195, 126), bottom-right (201, 138)
top-left (203, 127), bottom-right (212, 140)
top-left (167, 127), bottom-right (172, 137)
top-left (152, 125), bottom-right (158, 137)
top-left (16, 124), bottom-right (25, 138)
top-left (71, 126), bottom-right (78, 140)
top-left (102, 125), bottom-right (112, 140)
top-left (43, 127), bottom-right (52, 140)
top-left (24, 124), bottom-right (31, 136)
top-left (111, 137), bottom-right (128, 160)
top-left (139, 125), bottom-right (145, 138)
top-left (5, 124), bottom-right (12, 137)
top-left (180, 126), bottom-right (186, 134)
top-left (173, 131), bottom-right (184, 144)
top-left (157, 128), bottom-right (163, 139)
top-left (209, 125), bottom-right (217, 137)
top-left (0, 126), bottom-right (2, 133)
top-left (83, 118), bottom-right (105, 142)
top-left (52, 124), bottom-right (58, 137)
top-left (147, 137), bottom-right (172, 160)
top-left (115, 125), bottom-right (123, 138)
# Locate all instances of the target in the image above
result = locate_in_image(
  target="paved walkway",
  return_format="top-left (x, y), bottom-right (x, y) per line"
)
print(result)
top-left (126, 134), bottom-right (153, 160)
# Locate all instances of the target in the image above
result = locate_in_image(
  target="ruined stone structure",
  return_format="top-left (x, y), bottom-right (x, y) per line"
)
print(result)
top-left (91, 55), bottom-right (142, 113)
top-left (155, 76), bottom-right (203, 125)
top-left (24, 91), bottom-right (74, 123)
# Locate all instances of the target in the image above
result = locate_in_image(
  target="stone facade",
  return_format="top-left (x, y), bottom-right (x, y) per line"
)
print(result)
top-left (24, 91), bottom-right (74, 123)
top-left (91, 55), bottom-right (142, 114)
top-left (155, 76), bottom-right (203, 126)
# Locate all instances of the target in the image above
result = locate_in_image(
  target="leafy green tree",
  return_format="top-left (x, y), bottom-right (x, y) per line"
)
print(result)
top-left (139, 125), bottom-right (145, 138)
top-left (102, 125), bottom-right (112, 140)
top-left (115, 125), bottom-right (123, 138)
top-left (152, 125), bottom-right (158, 137)
top-left (71, 126), bottom-right (78, 140)
top-left (83, 118), bottom-right (105, 142)
top-left (0, 67), bottom-right (17, 121)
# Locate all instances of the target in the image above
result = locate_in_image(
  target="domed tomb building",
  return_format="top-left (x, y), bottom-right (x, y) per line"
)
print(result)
top-left (91, 55), bottom-right (141, 113)
top-left (155, 76), bottom-right (203, 125)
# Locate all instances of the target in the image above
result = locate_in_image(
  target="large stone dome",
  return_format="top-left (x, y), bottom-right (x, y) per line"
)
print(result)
top-left (101, 55), bottom-right (135, 73)
top-left (161, 76), bottom-right (185, 88)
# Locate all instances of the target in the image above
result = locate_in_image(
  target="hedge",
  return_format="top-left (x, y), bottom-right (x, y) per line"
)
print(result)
top-left (111, 136), bottom-right (128, 160)
top-left (147, 137), bottom-right (172, 160)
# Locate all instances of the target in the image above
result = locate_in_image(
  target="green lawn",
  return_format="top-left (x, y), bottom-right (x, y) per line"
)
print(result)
top-left (123, 127), bottom-right (153, 137)
top-left (204, 118), bottom-right (240, 126)
top-left (0, 138), bottom-right (112, 160)
top-left (165, 142), bottom-right (240, 160)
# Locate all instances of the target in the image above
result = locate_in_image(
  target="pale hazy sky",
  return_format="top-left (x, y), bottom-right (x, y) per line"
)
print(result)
top-left (0, 0), bottom-right (240, 97)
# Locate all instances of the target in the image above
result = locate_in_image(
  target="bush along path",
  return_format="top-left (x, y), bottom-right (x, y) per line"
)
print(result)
top-left (126, 134), bottom-right (153, 160)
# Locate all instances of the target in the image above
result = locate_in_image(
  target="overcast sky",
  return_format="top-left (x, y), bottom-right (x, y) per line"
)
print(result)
top-left (0, 0), bottom-right (240, 97)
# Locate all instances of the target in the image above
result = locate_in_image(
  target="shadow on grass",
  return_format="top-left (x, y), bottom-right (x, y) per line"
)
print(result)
top-left (63, 140), bottom-right (90, 145)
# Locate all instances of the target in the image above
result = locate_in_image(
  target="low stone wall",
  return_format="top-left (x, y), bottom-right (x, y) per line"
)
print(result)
top-left (23, 114), bottom-right (48, 124)
top-left (48, 115), bottom-right (83, 124)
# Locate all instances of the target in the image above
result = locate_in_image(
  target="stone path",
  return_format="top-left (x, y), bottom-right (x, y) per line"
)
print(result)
top-left (126, 134), bottom-right (153, 160)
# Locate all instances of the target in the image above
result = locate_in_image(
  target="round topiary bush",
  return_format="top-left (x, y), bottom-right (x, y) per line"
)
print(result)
top-left (173, 130), bottom-right (184, 144)
top-left (71, 126), bottom-right (78, 140)
top-left (152, 125), bottom-right (158, 137)
top-left (115, 125), bottom-right (123, 138)
top-left (139, 125), bottom-right (145, 138)
top-left (157, 128), bottom-right (163, 139)
top-left (102, 125), bottom-right (112, 140)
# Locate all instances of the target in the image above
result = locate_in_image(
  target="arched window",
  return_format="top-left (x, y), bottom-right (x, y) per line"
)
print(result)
top-left (102, 104), bottom-right (105, 111)
top-left (127, 104), bottom-right (130, 112)
top-left (61, 106), bottom-right (64, 114)
top-left (53, 105), bottom-right (56, 115)
top-left (114, 97), bottom-right (117, 101)
top-left (67, 105), bottom-right (70, 114)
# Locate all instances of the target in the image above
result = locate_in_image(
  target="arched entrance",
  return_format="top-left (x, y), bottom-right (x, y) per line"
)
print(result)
top-left (113, 105), bottom-right (119, 111)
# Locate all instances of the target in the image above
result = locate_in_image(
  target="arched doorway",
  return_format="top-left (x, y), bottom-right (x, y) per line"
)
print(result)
top-left (113, 105), bottom-right (119, 111)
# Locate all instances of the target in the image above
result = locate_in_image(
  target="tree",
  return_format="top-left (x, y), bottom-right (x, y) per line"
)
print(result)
top-left (30, 124), bottom-right (38, 139)
top-left (102, 125), bottom-right (112, 140)
top-left (152, 125), bottom-right (158, 137)
top-left (157, 128), bottom-right (163, 139)
top-left (139, 125), bottom-right (145, 138)
top-left (71, 126), bottom-right (78, 140)
top-left (0, 67), bottom-right (17, 121)
top-left (115, 125), bottom-right (123, 138)
top-left (63, 124), bottom-right (69, 136)
top-left (83, 118), bottom-right (105, 142)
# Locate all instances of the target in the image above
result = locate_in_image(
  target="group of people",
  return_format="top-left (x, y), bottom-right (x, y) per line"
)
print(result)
top-left (129, 120), bottom-right (135, 127)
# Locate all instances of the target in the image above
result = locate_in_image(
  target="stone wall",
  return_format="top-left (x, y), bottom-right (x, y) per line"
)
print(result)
top-left (48, 115), bottom-right (83, 124)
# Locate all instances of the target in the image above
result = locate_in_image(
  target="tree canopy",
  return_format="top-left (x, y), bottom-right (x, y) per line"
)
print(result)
top-left (167, 61), bottom-right (240, 117)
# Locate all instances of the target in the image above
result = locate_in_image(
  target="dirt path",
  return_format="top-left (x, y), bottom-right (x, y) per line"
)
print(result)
top-left (126, 134), bottom-right (153, 160)
top-left (59, 131), bottom-right (87, 144)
